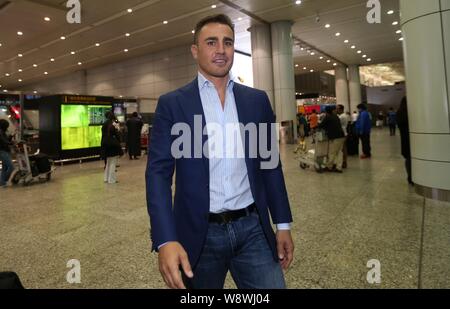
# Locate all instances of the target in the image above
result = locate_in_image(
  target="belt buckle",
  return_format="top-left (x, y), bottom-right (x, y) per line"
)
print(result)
top-left (219, 212), bottom-right (232, 224)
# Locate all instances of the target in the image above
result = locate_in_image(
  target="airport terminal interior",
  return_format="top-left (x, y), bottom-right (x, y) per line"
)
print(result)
top-left (1, 0), bottom-right (450, 289)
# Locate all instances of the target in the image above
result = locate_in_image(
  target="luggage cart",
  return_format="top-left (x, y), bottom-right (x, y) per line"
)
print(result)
top-left (297, 129), bottom-right (329, 173)
top-left (10, 141), bottom-right (55, 186)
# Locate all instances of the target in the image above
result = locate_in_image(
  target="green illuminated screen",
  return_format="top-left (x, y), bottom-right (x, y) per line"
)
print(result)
top-left (61, 104), bottom-right (111, 150)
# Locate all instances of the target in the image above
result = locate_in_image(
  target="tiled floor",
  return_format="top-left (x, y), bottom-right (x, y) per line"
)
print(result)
top-left (1, 128), bottom-right (449, 289)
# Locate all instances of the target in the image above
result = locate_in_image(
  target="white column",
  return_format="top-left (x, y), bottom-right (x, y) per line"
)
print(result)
top-left (335, 65), bottom-right (350, 111)
top-left (249, 24), bottom-right (274, 110)
top-left (400, 0), bottom-right (450, 199)
top-left (271, 21), bottom-right (297, 142)
top-left (348, 64), bottom-right (362, 113)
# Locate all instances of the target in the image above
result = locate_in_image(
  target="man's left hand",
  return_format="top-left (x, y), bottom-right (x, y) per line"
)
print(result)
top-left (276, 230), bottom-right (294, 270)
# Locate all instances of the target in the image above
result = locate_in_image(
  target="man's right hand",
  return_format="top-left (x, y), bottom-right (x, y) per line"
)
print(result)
top-left (158, 241), bottom-right (193, 289)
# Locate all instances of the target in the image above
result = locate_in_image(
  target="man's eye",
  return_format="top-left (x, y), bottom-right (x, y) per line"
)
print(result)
top-left (207, 41), bottom-right (215, 46)
top-left (225, 41), bottom-right (234, 46)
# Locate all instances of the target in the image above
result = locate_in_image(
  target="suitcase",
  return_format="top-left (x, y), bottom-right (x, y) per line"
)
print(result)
top-left (30, 153), bottom-right (51, 174)
top-left (347, 134), bottom-right (359, 156)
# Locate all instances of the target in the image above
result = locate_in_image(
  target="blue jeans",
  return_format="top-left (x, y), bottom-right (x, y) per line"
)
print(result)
top-left (183, 210), bottom-right (286, 289)
top-left (0, 151), bottom-right (14, 186)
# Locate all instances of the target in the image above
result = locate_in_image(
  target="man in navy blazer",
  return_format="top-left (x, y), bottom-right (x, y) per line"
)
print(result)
top-left (146, 14), bottom-right (294, 289)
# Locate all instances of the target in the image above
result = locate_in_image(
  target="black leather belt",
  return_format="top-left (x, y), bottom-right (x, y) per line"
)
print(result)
top-left (209, 203), bottom-right (256, 224)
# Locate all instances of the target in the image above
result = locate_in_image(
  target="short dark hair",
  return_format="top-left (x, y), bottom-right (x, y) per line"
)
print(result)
top-left (337, 104), bottom-right (344, 111)
top-left (132, 112), bottom-right (138, 117)
top-left (357, 103), bottom-right (367, 110)
top-left (325, 106), bottom-right (335, 114)
top-left (193, 14), bottom-right (234, 44)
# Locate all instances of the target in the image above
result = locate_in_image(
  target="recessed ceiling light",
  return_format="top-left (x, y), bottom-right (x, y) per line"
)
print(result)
top-left (344, 40), bottom-right (349, 43)
top-left (71, 51), bottom-right (76, 55)
top-left (18, 53), bottom-right (23, 57)
top-left (95, 43), bottom-right (100, 47)
top-left (392, 21), bottom-right (399, 25)
top-left (238, 17), bottom-right (242, 21)
top-left (387, 10), bottom-right (394, 15)
top-left (191, 30), bottom-right (195, 34)
top-left (5, 73), bottom-right (10, 77)
top-left (357, 50), bottom-right (362, 54)
top-left (311, 52), bottom-right (315, 55)
top-left (303, 67), bottom-right (307, 70)
top-left (33, 91), bottom-right (37, 94)
top-left (124, 49), bottom-right (129, 52)
top-left (319, 56), bottom-right (323, 59)
top-left (333, 63), bottom-right (337, 66)
top-left (33, 64), bottom-right (38, 67)
top-left (211, 4), bottom-right (217, 9)
top-left (295, 0), bottom-right (302, 4)
top-left (50, 58), bottom-right (55, 62)
top-left (396, 30), bottom-right (402, 34)
top-left (127, 8), bottom-right (133, 13)
top-left (18, 69), bottom-right (22, 72)
top-left (60, 36), bottom-right (66, 40)
top-left (327, 60), bottom-right (331, 63)
top-left (44, 72), bottom-right (48, 75)
top-left (17, 31), bottom-right (23, 36)
top-left (335, 32), bottom-right (341, 36)
top-left (300, 47), bottom-right (304, 50)
top-left (3, 90), bottom-right (7, 93)
top-left (78, 62), bottom-right (82, 65)
top-left (310, 69), bottom-right (314, 72)
top-left (295, 64), bottom-right (299, 67)
top-left (44, 17), bottom-right (51, 21)
top-left (18, 79), bottom-right (22, 82)
top-left (362, 55), bottom-right (367, 58)
top-left (351, 45), bottom-right (356, 49)
top-left (119, 95), bottom-right (123, 98)
top-left (125, 33), bottom-right (130, 37)
top-left (399, 37), bottom-right (404, 41)
top-left (163, 20), bottom-right (168, 24)
top-left (0, 43), bottom-right (2, 47)
top-left (367, 58), bottom-right (372, 62)
top-left (325, 24), bottom-right (331, 28)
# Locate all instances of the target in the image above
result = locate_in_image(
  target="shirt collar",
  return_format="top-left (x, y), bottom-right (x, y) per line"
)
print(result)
top-left (198, 71), bottom-right (235, 90)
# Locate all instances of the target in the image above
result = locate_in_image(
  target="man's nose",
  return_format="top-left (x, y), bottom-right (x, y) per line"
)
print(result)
top-left (216, 42), bottom-right (225, 54)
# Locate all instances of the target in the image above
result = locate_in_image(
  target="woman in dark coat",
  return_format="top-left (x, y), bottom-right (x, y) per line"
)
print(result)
top-left (397, 97), bottom-right (413, 185)
top-left (126, 112), bottom-right (143, 160)
top-left (102, 112), bottom-right (122, 184)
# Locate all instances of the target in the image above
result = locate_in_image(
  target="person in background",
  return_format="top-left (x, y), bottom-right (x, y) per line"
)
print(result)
top-left (294, 113), bottom-right (308, 154)
top-left (376, 111), bottom-right (384, 129)
top-left (337, 104), bottom-right (349, 169)
top-left (103, 112), bottom-right (122, 184)
top-left (309, 109), bottom-right (318, 143)
top-left (351, 111), bottom-right (358, 123)
top-left (126, 112), bottom-right (144, 160)
top-left (387, 107), bottom-right (397, 136)
top-left (0, 119), bottom-right (14, 188)
top-left (397, 97), bottom-right (413, 185)
top-left (355, 103), bottom-right (372, 159)
top-left (318, 106), bottom-right (345, 173)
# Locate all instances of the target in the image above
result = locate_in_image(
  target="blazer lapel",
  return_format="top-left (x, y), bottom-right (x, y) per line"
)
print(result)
top-left (179, 78), bottom-right (209, 179)
top-left (233, 83), bottom-right (256, 180)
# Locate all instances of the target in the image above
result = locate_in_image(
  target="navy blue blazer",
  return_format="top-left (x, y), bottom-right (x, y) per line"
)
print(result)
top-left (146, 78), bottom-right (293, 267)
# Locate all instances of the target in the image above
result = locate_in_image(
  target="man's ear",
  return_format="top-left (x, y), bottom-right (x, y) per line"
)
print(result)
top-left (191, 44), bottom-right (198, 60)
